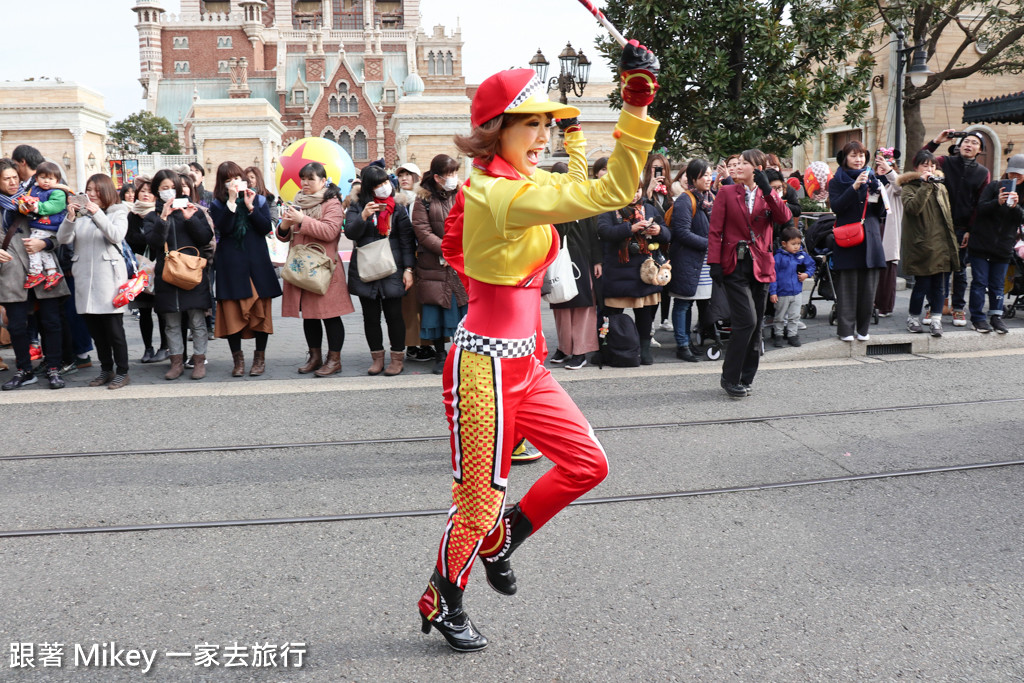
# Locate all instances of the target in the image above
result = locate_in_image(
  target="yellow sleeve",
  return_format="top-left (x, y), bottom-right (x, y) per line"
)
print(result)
top-left (498, 110), bottom-right (658, 230)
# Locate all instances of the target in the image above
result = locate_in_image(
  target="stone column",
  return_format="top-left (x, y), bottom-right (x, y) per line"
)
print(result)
top-left (261, 137), bottom-right (273, 181)
top-left (71, 127), bottom-right (86, 191)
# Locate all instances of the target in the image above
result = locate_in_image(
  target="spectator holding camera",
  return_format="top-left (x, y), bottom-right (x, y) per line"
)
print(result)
top-left (209, 162), bottom-right (282, 377)
top-left (898, 149), bottom-right (959, 337)
top-left (708, 149), bottom-right (791, 398)
top-left (921, 129), bottom-right (991, 326)
top-left (966, 154), bottom-right (1024, 333)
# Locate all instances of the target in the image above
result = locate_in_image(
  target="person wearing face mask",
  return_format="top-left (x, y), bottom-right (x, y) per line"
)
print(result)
top-left (277, 162), bottom-right (353, 377)
top-left (417, 43), bottom-right (660, 652)
top-left (410, 154), bottom-right (467, 374)
top-left (209, 161), bottom-right (282, 377)
top-left (126, 177), bottom-right (170, 363)
top-left (921, 130), bottom-right (991, 326)
top-left (144, 169), bottom-right (215, 380)
top-left (344, 165), bottom-right (416, 376)
top-left (395, 161), bottom-right (435, 364)
top-left (828, 140), bottom-right (887, 342)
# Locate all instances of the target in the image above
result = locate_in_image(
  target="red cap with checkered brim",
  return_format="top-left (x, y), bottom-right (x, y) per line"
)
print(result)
top-left (471, 69), bottom-right (581, 128)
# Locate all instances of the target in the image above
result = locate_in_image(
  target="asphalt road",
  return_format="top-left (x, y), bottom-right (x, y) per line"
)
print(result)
top-left (1, 350), bottom-right (1022, 681)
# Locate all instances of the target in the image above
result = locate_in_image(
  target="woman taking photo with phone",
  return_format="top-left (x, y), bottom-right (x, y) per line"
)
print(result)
top-left (126, 177), bottom-right (170, 363)
top-left (276, 162), bottom-right (352, 377)
top-left (344, 164), bottom-right (415, 376)
top-left (144, 168), bottom-right (214, 380)
top-left (209, 161), bottom-right (282, 377)
top-left (828, 140), bottom-right (886, 342)
top-left (708, 149), bottom-right (791, 398)
top-left (57, 174), bottom-right (132, 389)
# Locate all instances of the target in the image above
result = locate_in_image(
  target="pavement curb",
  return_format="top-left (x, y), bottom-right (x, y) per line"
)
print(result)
top-left (762, 329), bottom-right (1023, 362)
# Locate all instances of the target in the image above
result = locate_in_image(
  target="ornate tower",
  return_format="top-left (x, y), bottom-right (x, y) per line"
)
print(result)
top-left (133, 0), bottom-right (166, 111)
top-left (239, 0), bottom-right (268, 70)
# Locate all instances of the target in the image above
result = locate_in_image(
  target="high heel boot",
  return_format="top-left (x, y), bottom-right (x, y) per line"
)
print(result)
top-left (478, 503), bottom-right (533, 596)
top-left (418, 569), bottom-right (488, 652)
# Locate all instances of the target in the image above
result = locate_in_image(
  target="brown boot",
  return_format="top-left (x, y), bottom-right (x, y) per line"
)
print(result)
top-left (314, 350), bottom-right (342, 377)
top-left (231, 350), bottom-right (245, 377)
top-left (383, 350), bottom-right (404, 376)
top-left (165, 354), bottom-right (184, 380)
top-left (298, 348), bottom-right (322, 374)
top-left (249, 350), bottom-right (265, 376)
top-left (367, 350), bottom-right (386, 376)
top-left (190, 354), bottom-right (206, 380)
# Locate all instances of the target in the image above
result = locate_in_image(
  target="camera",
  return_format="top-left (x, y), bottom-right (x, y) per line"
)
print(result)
top-left (925, 174), bottom-right (944, 184)
top-left (736, 240), bottom-right (749, 260)
top-left (949, 131), bottom-right (969, 139)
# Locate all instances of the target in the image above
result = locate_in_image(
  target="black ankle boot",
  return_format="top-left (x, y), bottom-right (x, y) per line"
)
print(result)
top-left (479, 504), bottom-right (534, 596)
top-left (418, 569), bottom-right (488, 652)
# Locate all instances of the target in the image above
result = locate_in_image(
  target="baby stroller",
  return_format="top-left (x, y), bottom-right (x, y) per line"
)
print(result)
top-left (801, 214), bottom-right (838, 323)
top-left (691, 278), bottom-right (732, 361)
top-left (1004, 247), bottom-right (1024, 319)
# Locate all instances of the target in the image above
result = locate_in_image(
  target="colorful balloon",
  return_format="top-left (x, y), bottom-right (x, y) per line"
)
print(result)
top-left (804, 161), bottom-right (832, 197)
top-left (276, 137), bottom-right (356, 203)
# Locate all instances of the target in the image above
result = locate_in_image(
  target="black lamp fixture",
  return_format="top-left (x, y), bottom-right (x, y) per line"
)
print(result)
top-left (528, 41), bottom-right (591, 105)
top-left (907, 45), bottom-right (934, 88)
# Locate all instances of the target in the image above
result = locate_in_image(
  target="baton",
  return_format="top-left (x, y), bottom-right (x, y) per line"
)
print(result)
top-left (575, 0), bottom-right (628, 47)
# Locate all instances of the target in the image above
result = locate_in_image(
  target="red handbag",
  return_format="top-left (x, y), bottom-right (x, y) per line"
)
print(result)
top-left (834, 198), bottom-right (867, 248)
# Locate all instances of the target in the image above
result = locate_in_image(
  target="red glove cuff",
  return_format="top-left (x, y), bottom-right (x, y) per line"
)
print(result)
top-left (621, 69), bottom-right (659, 107)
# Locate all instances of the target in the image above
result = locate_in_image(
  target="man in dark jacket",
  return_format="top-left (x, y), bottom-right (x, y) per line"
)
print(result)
top-left (966, 153), bottom-right (1024, 333)
top-left (922, 129), bottom-right (990, 325)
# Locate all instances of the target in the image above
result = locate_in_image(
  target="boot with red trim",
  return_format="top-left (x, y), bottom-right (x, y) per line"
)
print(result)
top-left (478, 503), bottom-right (534, 596)
top-left (417, 569), bottom-right (488, 652)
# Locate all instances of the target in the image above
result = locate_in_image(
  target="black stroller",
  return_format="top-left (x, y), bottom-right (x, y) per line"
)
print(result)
top-left (1004, 247), bottom-right (1024, 319)
top-left (691, 279), bottom-right (732, 361)
top-left (801, 214), bottom-right (838, 323)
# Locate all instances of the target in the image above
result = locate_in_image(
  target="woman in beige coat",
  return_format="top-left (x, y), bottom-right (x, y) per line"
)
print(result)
top-left (57, 174), bottom-right (131, 389)
top-left (276, 161), bottom-right (354, 376)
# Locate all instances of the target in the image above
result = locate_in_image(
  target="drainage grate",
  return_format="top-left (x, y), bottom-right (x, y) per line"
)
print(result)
top-left (866, 342), bottom-right (913, 356)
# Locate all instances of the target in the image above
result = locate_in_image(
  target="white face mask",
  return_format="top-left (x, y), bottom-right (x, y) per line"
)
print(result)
top-left (159, 189), bottom-right (177, 203)
top-left (373, 184), bottom-right (392, 200)
top-left (443, 175), bottom-right (459, 192)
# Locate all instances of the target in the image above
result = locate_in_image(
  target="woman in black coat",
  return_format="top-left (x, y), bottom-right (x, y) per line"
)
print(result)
top-left (144, 168), bottom-right (214, 380)
top-left (597, 185), bottom-right (670, 365)
top-left (828, 140), bottom-right (886, 342)
top-left (667, 159), bottom-right (714, 362)
top-left (125, 177), bottom-right (169, 363)
top-left (209, 161), bottom-right (282, 378)
top-left (344, 164), bottom-right (416, 376)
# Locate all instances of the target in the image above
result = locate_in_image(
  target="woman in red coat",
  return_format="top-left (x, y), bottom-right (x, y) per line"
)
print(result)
top-left (707, 149), bottom-right (791, 398)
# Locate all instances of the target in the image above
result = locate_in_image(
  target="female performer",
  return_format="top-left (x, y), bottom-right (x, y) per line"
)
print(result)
top-left (417, 42), bottom-right (660, 652)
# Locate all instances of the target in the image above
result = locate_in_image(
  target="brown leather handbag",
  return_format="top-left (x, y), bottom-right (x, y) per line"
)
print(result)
top-left (162, 242), bottom-right (207, 290)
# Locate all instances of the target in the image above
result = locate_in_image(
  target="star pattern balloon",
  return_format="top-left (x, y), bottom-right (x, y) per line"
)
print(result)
top-left (275, 137), bottom-right (356, 203)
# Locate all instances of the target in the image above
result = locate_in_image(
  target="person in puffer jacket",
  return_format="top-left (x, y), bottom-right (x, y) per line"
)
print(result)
top-left (769, 226), bottom-right (815, 347)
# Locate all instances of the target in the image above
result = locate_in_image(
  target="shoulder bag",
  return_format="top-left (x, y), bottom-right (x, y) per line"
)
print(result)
top-left (162, 241), bottom-right (207, 290)
top-left (542, 236), bottom-right (580, 303)
top-left (356, 235), bottom-right (398, 283)
top-left (283, 242), bottom-right (335, 295)
top-left (833, 198), bottom-right (867, 248)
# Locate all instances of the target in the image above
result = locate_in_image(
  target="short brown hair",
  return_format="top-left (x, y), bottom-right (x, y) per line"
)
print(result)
top-left (454, 113), bottom-right (535, 161)
top-left (86, 174), bottom-right (118, 210)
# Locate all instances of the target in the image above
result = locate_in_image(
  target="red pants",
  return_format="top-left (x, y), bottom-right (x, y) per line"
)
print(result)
top-left (433, 345), bottom-right (608, 589)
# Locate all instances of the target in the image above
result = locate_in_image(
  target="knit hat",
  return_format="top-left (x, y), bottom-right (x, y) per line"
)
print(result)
top-left (804, 161), bottom-right (832, 196)
top-left (1005, 153), bottom-right (1024, 175)
top-left (471, 69), bottom-right (580, 128)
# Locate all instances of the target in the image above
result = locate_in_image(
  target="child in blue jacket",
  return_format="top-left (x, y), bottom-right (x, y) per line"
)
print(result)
top-left (770, 226), bottom-right (816, 347)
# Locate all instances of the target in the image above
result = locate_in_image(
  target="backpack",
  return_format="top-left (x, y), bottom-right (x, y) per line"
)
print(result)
top-left (598, 313), bottom-right (640, 367)
top-left (663, 190), bottom-right (698, 226)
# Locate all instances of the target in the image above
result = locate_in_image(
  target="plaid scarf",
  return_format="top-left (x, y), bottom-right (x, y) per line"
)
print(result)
top-left (0, 187), bottom-right (26, 229)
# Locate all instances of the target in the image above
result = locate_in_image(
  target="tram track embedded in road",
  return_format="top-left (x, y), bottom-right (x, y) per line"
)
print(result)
top-left (4, 395), bottom-right (1023, 463)
top-left (2, 458), bottom-right (1022, 539)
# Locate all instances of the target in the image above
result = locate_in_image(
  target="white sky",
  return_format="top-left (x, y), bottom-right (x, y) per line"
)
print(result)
top-left (0, 0), bottom-right (615, 120)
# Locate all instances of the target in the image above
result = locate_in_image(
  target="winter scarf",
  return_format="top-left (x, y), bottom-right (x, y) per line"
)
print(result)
top-left (617, 201), bottom-right (650, 263)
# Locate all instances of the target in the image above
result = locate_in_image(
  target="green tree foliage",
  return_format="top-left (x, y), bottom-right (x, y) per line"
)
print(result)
top-left (597, 0), bottom-right (878, 160)
top-left (878, 0), bottom-right (1024, 158)
top-left (108, 111), bottom-right (181, 155)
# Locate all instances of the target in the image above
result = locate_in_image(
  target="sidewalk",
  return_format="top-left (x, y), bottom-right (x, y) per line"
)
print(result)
top-left (8, 274), bottom-right (1021, 390)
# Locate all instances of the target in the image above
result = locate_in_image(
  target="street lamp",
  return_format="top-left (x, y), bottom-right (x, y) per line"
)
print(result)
top-left (893, 29), bottom-right (935, 169)
top-left (528, 42), bottom-right (591, 157)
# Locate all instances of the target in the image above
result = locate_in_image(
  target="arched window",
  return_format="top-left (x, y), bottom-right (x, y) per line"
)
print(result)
top-left (337, 81), bottom-right (348, 94)
top-left (445, 51), bottom-right (454, 76)
top-left (354, 131), bottom-right (368, 160)
top-left (338, 131), bottom-right (352, 156)
top-left (322, 130), bottom-right (336, 142)
top-left (328, 96), bottom-right (339, 114)
top-left (349, 96), bottom-right (358, 113)
top-left (338, 96), bottom-right (348, 113)
top-left (427, 51), bottom-right (436, 76)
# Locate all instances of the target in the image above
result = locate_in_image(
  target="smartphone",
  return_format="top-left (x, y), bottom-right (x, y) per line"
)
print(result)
top-left (233, 180), bottom-right (248, 191)
top-left (68, 193), bottom-right (89, 208)
top-left (1002, 179), bottom-right (1018, 206)
top-left (171, 197), bottom-right (190, 209)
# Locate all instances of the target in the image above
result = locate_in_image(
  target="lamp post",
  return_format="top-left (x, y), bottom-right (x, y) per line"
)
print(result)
top-left (894, 29), bottom-right (934, 169)
top-left (529, 42), bottom-right (591, 156)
